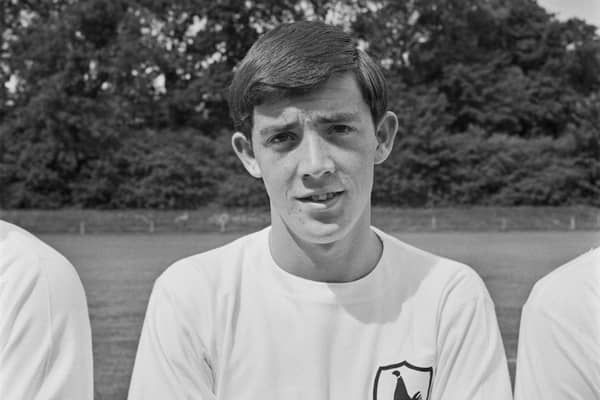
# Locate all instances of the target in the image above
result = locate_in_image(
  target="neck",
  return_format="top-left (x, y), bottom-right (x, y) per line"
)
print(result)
top-left (269, 210), bottom-right (382, 283)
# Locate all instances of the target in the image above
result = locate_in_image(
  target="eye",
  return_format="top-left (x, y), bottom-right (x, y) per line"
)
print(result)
top-left (329, 124), bottom-right (354, 135)
top-left (267, 131), bottom-right (297, 145)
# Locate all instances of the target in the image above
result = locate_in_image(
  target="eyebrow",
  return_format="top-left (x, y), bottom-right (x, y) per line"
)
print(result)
top-left (258, 122), bottom-right (298, 137)
top-left (258, 112), bottom-right (361, 136)
top-left (314, 112), bottom-right (361, 124)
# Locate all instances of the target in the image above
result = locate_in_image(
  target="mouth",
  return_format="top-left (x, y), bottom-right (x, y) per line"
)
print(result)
top-left (297, 191), bottom-right (344, 203)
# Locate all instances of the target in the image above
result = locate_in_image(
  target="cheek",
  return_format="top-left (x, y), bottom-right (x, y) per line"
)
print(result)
top-left (344, 158), bottom-right (375, 197)
top-left (345, 150), bottom-right (375, 176)
top-left (259, 161), bottom-right (294, 200)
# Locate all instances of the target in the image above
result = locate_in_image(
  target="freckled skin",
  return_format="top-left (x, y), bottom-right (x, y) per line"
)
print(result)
top-left (232, 72), bottom-right (397, 281)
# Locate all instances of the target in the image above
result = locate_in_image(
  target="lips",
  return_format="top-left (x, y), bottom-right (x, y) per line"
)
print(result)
top-left (297, 191), bottom-right (344, 203)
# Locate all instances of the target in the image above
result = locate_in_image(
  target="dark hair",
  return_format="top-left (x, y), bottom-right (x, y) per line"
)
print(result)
top-left (228, 21), bottom-right (388, 137)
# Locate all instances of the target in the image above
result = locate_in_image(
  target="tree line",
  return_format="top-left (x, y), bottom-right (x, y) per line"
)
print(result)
top-left (1, 0), bottom-right (599, 209)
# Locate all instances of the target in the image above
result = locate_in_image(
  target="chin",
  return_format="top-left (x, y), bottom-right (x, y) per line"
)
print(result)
top-left (292, 220), bottom-right (352, 244)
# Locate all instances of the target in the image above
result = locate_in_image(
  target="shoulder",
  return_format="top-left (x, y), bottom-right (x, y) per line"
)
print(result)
top-left (142, 229), bottom-right (269, 346)
top-left (525, 247), bottom-right (600, 319)
top-left (0, 220), bottom-right (85, 302)
top-left (154, 228), bottom-right (268, 298)
top-left (0, 221), bottom-right (92, 399)
top-left (376, 228), bottom-right (492, 308)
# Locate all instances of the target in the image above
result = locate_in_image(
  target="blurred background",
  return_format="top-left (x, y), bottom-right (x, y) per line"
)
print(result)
top-left (1, 1), bottom-right (599, 399)
top-left (1, 0), bottom-right (598, 209)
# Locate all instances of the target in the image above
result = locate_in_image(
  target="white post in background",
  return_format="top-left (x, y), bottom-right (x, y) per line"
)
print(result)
top-left (135, 214), bottom-right (155, 233)
top-left (570, 216), bottom-right (576, 231)
top-left (79, 221), bottom-right (86, 235)
top-left (217, 213), bottom-right (230, 232)
top-left (174, 212), bottom-right (189, 230)
top-left (431, 216), bottom-right (437, 231)
top-left (501, 218), bottom-right (507, 231)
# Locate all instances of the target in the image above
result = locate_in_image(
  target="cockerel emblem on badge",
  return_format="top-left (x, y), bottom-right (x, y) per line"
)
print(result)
top-left (373, 361), bottom-right (433, 400)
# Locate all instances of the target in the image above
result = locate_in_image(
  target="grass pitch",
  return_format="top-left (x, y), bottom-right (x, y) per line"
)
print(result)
top-left (42, 231), bottom-right (599, 400)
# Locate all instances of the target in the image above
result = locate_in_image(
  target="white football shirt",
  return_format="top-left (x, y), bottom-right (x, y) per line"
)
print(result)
top-left (514, 247), bottom-right (600, 399)
top-left (129, 227), bottom-right (511, 400)
top-left (0, 221), bottom-right (93, 399)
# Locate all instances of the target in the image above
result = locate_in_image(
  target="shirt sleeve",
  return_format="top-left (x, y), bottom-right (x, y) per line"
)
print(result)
top-left (128, 275), bottom-right (216, 400)
top-left (430, 285), bottom-right (512, 400)
top-left (0, 232), bottom-right (93, 400)
top-left (514, 301), bottom-right (600, 399)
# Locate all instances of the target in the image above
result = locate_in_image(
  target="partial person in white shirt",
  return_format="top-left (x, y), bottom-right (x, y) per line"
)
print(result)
top-left (0, 220), bottom-right (93, 399)
top-left (515, 246), bottom-right (600, 399)
top-left (128, 21), bottom-right (512, 400)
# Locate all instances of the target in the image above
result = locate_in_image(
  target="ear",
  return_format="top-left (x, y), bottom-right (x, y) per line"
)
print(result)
top-left (374, 111), bottom-right (398, 164)
top-left (231, 132), bottom-right (262, 178)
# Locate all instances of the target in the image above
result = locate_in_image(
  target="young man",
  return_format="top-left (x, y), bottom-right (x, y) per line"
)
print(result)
top-left (0, 220), bottom-right (93, 399)
top-left (514, 247), bottom-right (600, 399)
top-left (129, 21), bottom-right (511, 399)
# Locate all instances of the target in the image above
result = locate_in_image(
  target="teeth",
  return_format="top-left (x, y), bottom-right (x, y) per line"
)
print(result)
top-left (310, 193), bottom-right (336, 201)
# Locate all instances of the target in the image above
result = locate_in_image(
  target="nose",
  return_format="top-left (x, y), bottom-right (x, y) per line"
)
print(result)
top-left (298, 132), bottom-right (335, 180)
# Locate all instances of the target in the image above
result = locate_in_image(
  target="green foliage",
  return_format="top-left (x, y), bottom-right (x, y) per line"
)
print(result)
top-left (111, 130), bottom-right (220, 208)
top-left (1, 0), bottom-right (599, 208)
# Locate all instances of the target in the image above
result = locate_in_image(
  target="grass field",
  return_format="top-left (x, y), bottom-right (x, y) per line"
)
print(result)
top-left (5, 205), bottom-right (600, 233)
top-left (41, 230), bottom-right (600, 400)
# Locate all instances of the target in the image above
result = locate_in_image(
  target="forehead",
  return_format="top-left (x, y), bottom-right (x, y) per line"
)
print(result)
top-left (252, 73), bottom-right (370, 129)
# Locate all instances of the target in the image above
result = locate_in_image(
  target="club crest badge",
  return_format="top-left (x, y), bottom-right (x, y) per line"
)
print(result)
top-left (373, 361), bottom-right (433, 400)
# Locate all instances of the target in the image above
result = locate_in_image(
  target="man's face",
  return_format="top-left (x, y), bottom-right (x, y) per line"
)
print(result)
top-left (233, 72), bottom-right (397, 244)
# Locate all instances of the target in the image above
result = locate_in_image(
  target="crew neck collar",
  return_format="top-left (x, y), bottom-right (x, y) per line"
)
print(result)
top-left (253, 226), bottom-right (396, 304)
